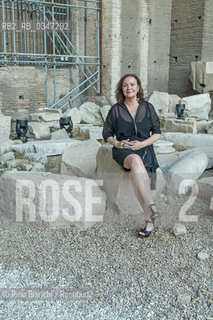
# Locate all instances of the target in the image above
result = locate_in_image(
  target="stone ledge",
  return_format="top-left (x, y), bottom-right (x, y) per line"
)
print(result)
top-left (0, 171), bottom-right (106, 228)
top-left (96, 145), bottom-right (165, 214)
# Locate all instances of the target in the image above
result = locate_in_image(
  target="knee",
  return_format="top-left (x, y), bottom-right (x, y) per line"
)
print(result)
top-left (129, 155), bottom-right (144, 170)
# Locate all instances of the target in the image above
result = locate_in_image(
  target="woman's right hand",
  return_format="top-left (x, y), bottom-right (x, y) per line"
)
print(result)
top-left (116, 139), bottom-right (132, 149)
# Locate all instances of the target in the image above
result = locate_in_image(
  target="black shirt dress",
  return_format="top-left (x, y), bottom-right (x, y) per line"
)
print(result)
top-left (102, 100), bottom-right (161, 190)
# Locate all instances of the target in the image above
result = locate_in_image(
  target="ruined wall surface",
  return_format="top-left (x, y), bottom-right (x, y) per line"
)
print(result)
top-left (101, 0), bottom-right (121, 99)
top-left (120, 0), bottom-right (149, 96)
top-left (169, 0), bottom-right (205, 97)
top-left (0, 66), bottom-right (72, 115)
top-left (201, 0), bottom-right (213, 61)
top-left (148, 0), bottom-right (172, 96)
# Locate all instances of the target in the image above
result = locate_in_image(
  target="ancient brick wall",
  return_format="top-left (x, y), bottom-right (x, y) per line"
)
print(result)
top-left (202, 0), bottom-right (213, 61)
top-left (0, 66), bottom-right (72, 115)
top-left (101, 0), bottom-right (121, 99)
top-left (169, 0), bottom-right (205, 97)
top-left (148, 0), bottom-right (172, 95)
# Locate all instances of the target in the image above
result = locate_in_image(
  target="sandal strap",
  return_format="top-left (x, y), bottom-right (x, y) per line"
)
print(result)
top-left (149, 203), bottom-right (160, 223)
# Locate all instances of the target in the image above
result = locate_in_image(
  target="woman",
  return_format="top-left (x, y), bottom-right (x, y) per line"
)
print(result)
top-left (102, 74), bottom-right (161, 238)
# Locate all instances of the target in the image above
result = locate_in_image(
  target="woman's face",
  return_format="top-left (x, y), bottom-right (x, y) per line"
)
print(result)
top-left (122, 76), bottom-right (139, 100)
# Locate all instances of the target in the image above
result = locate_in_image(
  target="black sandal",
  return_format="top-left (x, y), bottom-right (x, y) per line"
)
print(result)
top-left (138, 220), bottom-right (154, 238)
top-left (149, 203), bottom-right (160, 224)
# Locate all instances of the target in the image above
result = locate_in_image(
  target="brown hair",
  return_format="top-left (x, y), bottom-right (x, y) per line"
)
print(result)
top-left (115, 74), bottom-right (144, 104)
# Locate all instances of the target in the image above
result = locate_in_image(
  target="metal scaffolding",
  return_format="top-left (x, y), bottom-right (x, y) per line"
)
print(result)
top-left (0, 0), bottom-right (101, 109)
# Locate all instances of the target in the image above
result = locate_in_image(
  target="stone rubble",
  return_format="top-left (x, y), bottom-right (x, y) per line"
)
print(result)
top-left (0, 112), bottom-right (11, 140)
top-left (0, 151), bottom-right (15, 165)
top-left (172, 223), bottom-right (187, 236)
top-left (0, 97), bottom-right (212, 319)
top-left (0, 171), bottom-right (106, 228)
top-left (180, 93), bottom-right (211, 120)
top-left (60, 140), bottom-right (101, 179)
top-left (197, 252), bottom-right (210, 261)
top-left (96, 145), bottom-right (165, 214)
top-left (166, 150), bottom-right (209, 192)
top-left (190, 61), bottom-right (213, 94)
top-left (28, 122), bottom-right (51, 140)
top-left (80, 102), bottom-right (104, 126)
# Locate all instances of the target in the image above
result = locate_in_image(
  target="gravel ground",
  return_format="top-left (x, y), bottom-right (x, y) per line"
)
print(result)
top-left (0, 172), bottom-right (212, 320)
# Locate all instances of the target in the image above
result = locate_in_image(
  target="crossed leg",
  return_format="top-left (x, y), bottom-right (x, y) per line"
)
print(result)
top-left (124, 154), bottom-right (157, 236)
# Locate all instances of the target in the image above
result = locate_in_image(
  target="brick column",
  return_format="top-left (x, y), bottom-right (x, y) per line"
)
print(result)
top-left (101, 0), bottom-right (121, 99)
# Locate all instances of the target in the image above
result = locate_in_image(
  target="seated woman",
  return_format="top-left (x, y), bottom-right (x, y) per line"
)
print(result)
top-left (102, 74), bottom-right (161, 238)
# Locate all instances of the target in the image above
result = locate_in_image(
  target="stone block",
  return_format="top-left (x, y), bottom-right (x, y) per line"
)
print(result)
top-left (80, 102), bottom-right (104, 126)
top-left (173, 223), bottom-right (187, 236)
top-left (29, 111), bottom-right (61, 122)
top-left (0, 152), bottom-right (15, 164)
top-left (0, 139), bottom-right (14, 156)
top-left (28, 122), bottom-right (51, 140)
top-left (51, 129), bottom-right (69, 140)
top-left (157, 147), bottom-right (176, 154)
top-left (110, 96), bottom-right (117, 106)
top-left (196, 120), bottom-right (208, 133)
top-left (60, 140), bottom-right (101, 178)
top-left (78, 124), bottom-right (93, 139)
top-left (24, 153), bottom-right (48, 164)
top-left (197, 177), bottom-right (213, 206)
top-left (0, 171), bottom-right (106, 228)
top-left (197, 252), bottom-right (210, 261)
top-left (164, 118), bottom-right (197, 134)
top-left (166, 150), bottom-right (208, 193)
top-left (6, 159), bottom-right (24, 169)
top-left (148, 91), bottom-right (169, 115)
top-left (100, 105), bottom-right (111, 121)
top-left (0, 114), bottom-right (11, 140)
top-left (64, 107), bottom-right (81, 125)
top-left (190, 61), bottom-right (213, 94)
top-left (96, 145), bottom-right (165, 214)
top-left (20, 162), bottom-right (45, 172)
top-left (163, 132), bottom-right (213, 148)
top-left (12, 139), bottom-right (79, 156)
top-left (83, 126), bottom-right (103, 140)
top-left (180, 93), bottom-right (211, 120)
top-left (204, 120), bottom-right (213, 134)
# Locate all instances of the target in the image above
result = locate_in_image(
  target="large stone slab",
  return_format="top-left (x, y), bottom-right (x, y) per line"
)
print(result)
top-left (64, 107), bottom-right (81, 125)
top-left (0, 171), bottom-right (106, 228)
top-left (0, 139), bottom-right (14, 156)
top-left (80, 102), bottom-right (104, 126)
top-left (60, 140), bottom-right (101, 178)
top-left (82, 126), bottom-right (103, 140)
top-left (165, 150), bottom-right (208, 192)
top-left (0, 152), bottom-right (15, 164)
top-left (197, 177), bottom-right (213, 209)
top-left (148, 91), bottom-right (169, 115)
top-left (180, 93), bottom-right (211, 120)
top-left (163, 132), bottom-right (213, 148)
top-left (190, 61), bottom-right (213, 94)
top-left (24, 153), bottom-right (48, 164)
top-left (12, 139), bottom-right (79, 156)
top-left (51, 129), bottom-right (69, 140)
top-left (96, 145), bottom-right (165, 214)
top-left (28, 122), bottom-right (51, 140)
top-left (0, 113), bottom-right (11, 140)
top-left (164, 118), bottom-right (197, 134)
top-left (205, 120), bottom-right (213, 134)
top-left (29, 110), bottom-right (62, 122)
top-left (100, 105), bottom-right (111, 121)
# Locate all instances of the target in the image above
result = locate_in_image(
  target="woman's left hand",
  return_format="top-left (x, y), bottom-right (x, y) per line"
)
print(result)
top-left (126, 140), bottom-right (144, 150)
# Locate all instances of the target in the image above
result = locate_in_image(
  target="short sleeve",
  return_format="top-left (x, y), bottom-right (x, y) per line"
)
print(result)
top-left (148, 103), bottom-right (161, 134)
top-left (102, 107), bottom-right (115, 142)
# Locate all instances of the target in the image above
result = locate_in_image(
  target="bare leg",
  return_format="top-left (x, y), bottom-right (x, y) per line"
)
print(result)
top-left (124, 154), bottom-right (158, 235)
